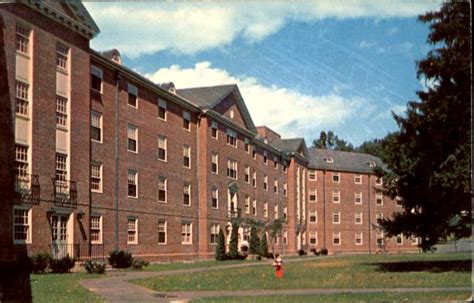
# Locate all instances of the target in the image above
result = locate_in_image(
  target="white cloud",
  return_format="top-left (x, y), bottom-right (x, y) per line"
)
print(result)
top-left (84, 1), bottom-right (441, 57)
top-left (147, 62), bottom-right (365, 140)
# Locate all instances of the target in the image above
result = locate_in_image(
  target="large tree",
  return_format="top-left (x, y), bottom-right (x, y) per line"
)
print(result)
top-left (312, 130), bottom-right (354, 151)
top-left (380, 1), bottom-right (471, 251)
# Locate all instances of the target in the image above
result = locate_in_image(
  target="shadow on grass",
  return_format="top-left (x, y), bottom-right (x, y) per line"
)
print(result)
top-left (372, 260), bottom-right (471, 273)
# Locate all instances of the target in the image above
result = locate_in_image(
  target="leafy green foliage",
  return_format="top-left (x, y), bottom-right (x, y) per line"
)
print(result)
top-left (312, 131), bottom-right (354, 151)
top-left (132, 259), bottom-right (150, 270)
top-left (84, 260), bottom-right (106, 274)
top-left (249, 226), bottom-right (260, 255)
top-left (380, 1), bottom-right (471, 250)
top-left (215, 228), bottom-right (227, 261)
top-left (30, 252), bottom-right (52, 273)
top-left (108, 250), bottom-right (133, 269)
top-left (49, 255), bottom-right (76, 273)
top-left (259, 233), bottom-right (269, 258)
top-left (228, 222), bottom-right (240, 260)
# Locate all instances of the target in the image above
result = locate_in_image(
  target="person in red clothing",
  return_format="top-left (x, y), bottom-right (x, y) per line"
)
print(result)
top-left (272, 253), bottom-right (283, 278)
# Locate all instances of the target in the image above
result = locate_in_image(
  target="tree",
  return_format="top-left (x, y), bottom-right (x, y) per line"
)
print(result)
top-left (379, 1), bottom-right (471, 251)
top-left (228, 222), bottom-right (240, 259)
top-left (215, 229), bottom-right (226, 261)
top-left (249, 226), bottom-right (260, 255)
top-left (259, 232), bottom-right (269, 258)
top-left (312, 131), bottom-right (354, 151)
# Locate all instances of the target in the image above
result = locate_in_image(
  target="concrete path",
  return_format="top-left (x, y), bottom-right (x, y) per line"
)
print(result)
top-left (81, 257), bottom-right (471, 302)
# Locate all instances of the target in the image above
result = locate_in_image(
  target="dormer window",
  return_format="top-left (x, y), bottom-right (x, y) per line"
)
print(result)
top-left (368, 161), bottom-right (376, 167)
top-left (112, 54), bottom-right (121, 64)
top-left (229, 110), bottom-right (234, 119)
top-left (325, 157), bottom-right (334, 163)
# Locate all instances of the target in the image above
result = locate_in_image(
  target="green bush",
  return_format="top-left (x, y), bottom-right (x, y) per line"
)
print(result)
top-left (50, 255), bottom-right (76, 273)
top-left (228, 222), bottom-right (240, 260)
top-left (131, 258), bottom-right (150, 270)
top-left (249, 226), bottom-right (260, 255)
top-left (298, 249), bottom-right (307, 256)
top-left (84, 260), bottom-right (106, 274)
top-left (310, 248), bottom-right (320, 255)
top-left (30, 252), bottom-right (52, 273)
top-left (215, 229), bottom-right (227, 261)
top-left (108, 250), bottom-right (133, 268)
top-left (320, 248), bottom-right (328, 255)
top-left (259, 233), bottom-right (269, 258)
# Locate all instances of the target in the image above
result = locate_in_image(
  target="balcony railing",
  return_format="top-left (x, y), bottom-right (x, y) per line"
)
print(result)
top-left (228, 207), bottom-right (242, 219)
top-left (14, 174), bottom-right (40, 205)
top-left (49, 243), bottom-right (105, 261)
top-left (52, 179), bottom-right (77, 208)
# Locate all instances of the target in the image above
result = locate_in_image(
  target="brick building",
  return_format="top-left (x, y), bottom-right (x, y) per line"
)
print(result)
top-left (1, 1), bottom-right (416, 262)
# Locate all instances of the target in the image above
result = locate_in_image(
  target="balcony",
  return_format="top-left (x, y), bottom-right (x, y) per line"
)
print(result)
top-left (228, 207), bottom-right (242, 219)
top-left (52, 178), bottom-right (77, 208)
top-left (14, 174), bottom-right (40, 205)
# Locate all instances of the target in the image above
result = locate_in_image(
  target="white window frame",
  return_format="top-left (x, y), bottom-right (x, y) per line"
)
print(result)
top-left (273, 179), bottom-right (278, 194)
top-left (55, 96), bottom-right (68, 128)
top-left (376, 177), bottom-right (383, 186)
top-left (263, 175), bottom-right (268, 191)
top-left (309, 210), bottom-right (317, 224)
top-left (309, 232), bottom-right (318, 245)
top-left (127, 218), bottom-right (138, 244)
top-left (158, 99), bottom-right (167, 121)
top-left (183, 183), bottom-right (191, 207)
top-left (158, 220), bottom-right (167, 244)
top-left (376, 192), bottom-right (384, 205)
top-left (91, 163), bottom-right (103, 193)
top-left (15, 81), bottom-right (29, 117)
top-left (56, 43), bottom-right (69, 73)
top-left (332, 190), bottom-right (340, 203)
top-left (354, 174), bottom-right (362, 184)
top-left (183, 111), bottom-right (191, 131)
top-left (252, 199), bottom-right (257, 216)
top-left (263, 151), bottom-right (268, 165)
top-left (211, 153), bottom-right (219, 174)
top-left (309, 170), bottom-right (317, 181)
top-left (16, 23), bottom-right (30, 56)
top-left (91, 65), bottom-right (103, 93)
top-left (13, 207), bottom-right (32, 244)
top-left (355, 192), bottom-right (363, 204)
top-left (355, 232), bottom-right (363, 245)
top-left (211, 121), bottom-right (218, 139)
top-left (333, 232), bottom-right (341, 245)
top-left (244, 166), bottom-right (250, 184)
top-left (355, 212), bottom-right (363, 225)
top-left (158, 176), bottom-right (167, 203)
top-left (274, 205), bottom-right (279, 219)
top-left (244, 195), bottom-right (250, 214)
top-left (91, 215), bottom-right (103, 244)
top-left (158, 135), bottom-right (167, 162)
top-left (309, 189), bottom-right (317, 202)
top-left (332, 172), bottom-right (340, 183)
top-left (283, 182), bottom-right (288, 196)
top-left (183, 145), bottom-right (191, 169)
top-left (264, 202), bottom-right (268, 218)
top-left (127, 83), bottom-right (138, 108)
top-left (181, 222), bottom-right (192, 245)
top-left (226, 129), bottom-right (237, 148)
top-left (127, 124), bottom-right (138, 153)
top-left (127, 170), bottom-right (138, 198)
top-left (226, 159), bottom-right (238, 180)
top-left (396, 233), bottom-right (403, 245)
top-left (211, 187), bottom-right (219, 209)
top-left (333, 211), bottom-right (341, 224)
top-left (91, 111), bottom-right (103, 143)
top-left (244, 138), bottom-right (250, 153)
top-left (210, 224), bottom-right (220, 245)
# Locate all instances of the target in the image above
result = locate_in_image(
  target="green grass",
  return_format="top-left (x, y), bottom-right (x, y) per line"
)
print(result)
top-left (133, 252), bottom-right (471, 292)
top-left (143, 258), bottom-right (262, 272)
top-left (191, 291), bottom-right (472, 303)
top-left (31, 273), bottom-right (104, 303)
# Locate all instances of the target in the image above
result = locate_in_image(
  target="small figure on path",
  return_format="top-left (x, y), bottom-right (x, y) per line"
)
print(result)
top-left (272, 253), bottom-right (283, 278)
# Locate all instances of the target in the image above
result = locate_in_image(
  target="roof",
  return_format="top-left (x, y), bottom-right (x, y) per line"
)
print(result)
top-left (308, 148), bottom-right (386, 174)
top-left (271, 138), bottom-right (310, 160)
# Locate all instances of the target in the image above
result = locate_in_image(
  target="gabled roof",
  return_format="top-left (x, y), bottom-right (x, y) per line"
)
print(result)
top-left (177, 84), bottom-right (257, 133)
top-left (308, 148), bottom-right (386, 174)
top-left (271, 138), bottom-right (310, 160)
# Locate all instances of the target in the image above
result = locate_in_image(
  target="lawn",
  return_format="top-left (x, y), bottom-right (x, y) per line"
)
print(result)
top-left (31, 273), bottom-right (104, 303)
top-left (192, 291), bottom-right (472, 303)
top-left (132, 252), bottom-right (471, 292)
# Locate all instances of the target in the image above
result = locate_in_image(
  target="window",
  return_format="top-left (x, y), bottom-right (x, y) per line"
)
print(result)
top-left (91, 163), bottom-right (102, 193)
top-left (355, 192), bottom-right (362, 204)
top-left (252, 170), bottom-right (256, 187)
top-left (13, 207), bottom-right (31, 244)
top-left (127, 125), bottom-right (138, 152)
top-left (376, 232), bottom-right (384, 247)
top-left (395, 196), bottom-right (403, 207)
top-left (243, 227), bottom-right (250, 241)
top-left (283, 182), bottom-right (287, 196)
top-left (332, 173), bottom-right (340, 183)
top-left (244, 196), bottom-right (251, 214)
top-left (333, 211), bottom-right (341, 224)
top-left (15, 145), bottom-right (28, 182)
top-left (333, 232), bottom-right (341, 245)
top-left (90, 111), bottom-right (102, 142)
top-left (158, 220), bottom-right (167, 244)
top-left (263, 175), bottom-right (268, 191)
top-left (252, 145), bottom-right (257, 159)
top-left (376, 213), bottom-right (384, 224)
top-left (325, 157), bottom-right (334, 163)
top-left (251, 199), bottom-right (257, 216)
top-left (368, 161), bottom-right (376, 168)
top-left (376, 177), bottom-right (383, 186)
top-left (309, 211), bottom-right (317, 223)
top-left (376, 193), bottom-right (383, 205)
top-left (211, 121), bottom-right (218, 139)
top-left (56, 43), bottom-right (69, 72)
top-left (211, 187), bottom-right (218, 209)
top-left (355, 212), bottom-right (362, 224)
top-left (309, 232), bottom-right (317, 245)
top-left (211, 153), bottom-right (218, 174)
top-left (309, 189), bottom-right (317, 202)
top-left (127, 84), bottom-right (138, 108)
top-left (91, 216), bottom-right (102, 244)
top-left (183, 111), bottom-right (191, 130)
top-left (396, 234), bottom-right (403, 245)
top-left (210, 224), bottom-right (220, 244)
top-left (273, 179), bottom-right (278, 194)
top-left (263, 151), bottom-right (268, 164)
top-left (283, 165), bottom-right (287, 173)
top-left (309, 170), bottom-right (317, 181)
top-left (274, 205), bottom-right (279, 219)
top-left (244, 138), bottom-right (250, 153)
top-left (332, 190), bottom-right (340, 203)
top-left (183, 145), bottom-right (191, 168)
top-left (91, 65), bottom-right (103, 93)
top-left (183, 183), bottom-right (191, 206)
top-left (15, 81), bottom-right (29, 116)
top-left (264, 202), bottom-right (268, 218)
top-left (355, 232), bottom-right (363, 245)
top-left (127, 170), bottom-right (138, 198)
top-left (181, 222), bottom-right (192, 244)
top-left (56, 96), bottom-right (68, 127)
top-left (226, 129), bottom-right (237, 147)
top-left (244, 166), bottom-right (250, 183)
top-left (15, 24), bottom-right (30, 55)
top-left (283, 230), bottom-right (288, 245)
top-left (158, 177), bottom-right (167, 202)
top-left (158, 99), bottom-right (167, 120)
top-left (127, 218), bottom-right (138, 244)
top-left (354, 174), bottom-right (362, 184)
top-left (411, 236), bottom-right (419, 245)
top-left (158, 136), bottom-right (167, 161)
top-left (283, 206), bottom-right (287, 220)
top-left (55, 153), bottom-right (67, 181)
top-left (226, 159), bottom-right (238, 180)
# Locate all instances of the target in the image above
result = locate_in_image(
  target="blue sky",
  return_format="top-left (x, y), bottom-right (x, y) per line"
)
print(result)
top-left (84, 1), bottom-right (441, 146)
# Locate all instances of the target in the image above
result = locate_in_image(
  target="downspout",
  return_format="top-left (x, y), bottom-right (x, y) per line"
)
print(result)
top-left (196, 114), bottom-right (200, 258)
top-left (367, 173), bottom-right (371, 255)
top-left (323, 170), bottom-right (326, 249)
top-left (88, 73), bottom-right (93, 259)
top-left (114, 72), bottom-right (121, 250)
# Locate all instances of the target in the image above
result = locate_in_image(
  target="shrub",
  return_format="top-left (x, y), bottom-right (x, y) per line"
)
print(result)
top-left (50, 255), bottom-right (76, 273)
top-left (297, 249), bottom-right (307, 256)
top-left (310, 248), bottom-right (320, 255)
top-left (84, 260), bottom-right (106, 274)
top-left (30, 252), bottom-right (51, 273)
top-left (249, 226), bottom-right (260, 255)
top-left (108, 250), bottom-right (133, 268)
top-left (228, 222), bottom-right (240, 260)
top-left (131, 258), bottom-right (150, 270)
top-left (320, 248), bottom-right (328, 255)
top-left (259, 233), bottom-right (269, 258)
top-left (215, 229), bottom-right (227, 261)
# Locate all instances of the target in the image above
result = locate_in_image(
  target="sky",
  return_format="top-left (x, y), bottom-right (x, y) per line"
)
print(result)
top-left (83, 1), bottom-right (442, 147)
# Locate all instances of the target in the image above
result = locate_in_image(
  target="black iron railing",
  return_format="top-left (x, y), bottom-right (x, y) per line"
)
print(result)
top-left (14, 174), bottom-right (40, 205)
top-left (52, 179), bottom-right (77, 208)
top-left (49, 243), bottom-right (105, 261)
